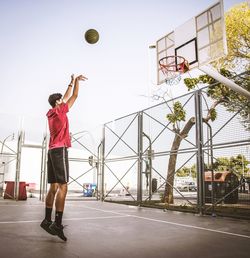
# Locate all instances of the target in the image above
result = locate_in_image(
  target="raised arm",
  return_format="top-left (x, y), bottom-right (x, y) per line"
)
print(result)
top-left (63, 74), bottom-right (75, 103)
top-left (67, 74), bottom-right (88, 109)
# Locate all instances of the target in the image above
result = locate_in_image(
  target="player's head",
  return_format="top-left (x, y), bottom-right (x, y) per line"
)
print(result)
top-left (48, 93), bottom-right (62, 107)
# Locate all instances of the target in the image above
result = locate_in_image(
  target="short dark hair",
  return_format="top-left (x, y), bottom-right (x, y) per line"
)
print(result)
top-left (48, 93), bottom-right (62, 108)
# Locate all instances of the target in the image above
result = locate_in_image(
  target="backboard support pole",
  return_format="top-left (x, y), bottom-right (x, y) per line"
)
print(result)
top-left (200, 65), bottom-right (250, 100)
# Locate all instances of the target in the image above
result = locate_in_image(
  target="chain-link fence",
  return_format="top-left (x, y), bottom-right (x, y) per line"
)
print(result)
top-left (101, 73), bottom-right (250, 218)
top-left (1, 73), bottom-right (249, 218)
top-left (0, 114), bottom-right (99, 201)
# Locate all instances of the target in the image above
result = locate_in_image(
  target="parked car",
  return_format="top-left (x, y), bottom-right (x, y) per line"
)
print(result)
top-left (186, 182), bottom-right (197, 191)
top-left (177, 182), bottom-right (197, 191)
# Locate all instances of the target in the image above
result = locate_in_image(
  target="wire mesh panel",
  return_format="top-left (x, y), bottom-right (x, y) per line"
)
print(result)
top-left (103, 159), bottom-right (138, 201)
top-left (0, 112), bottom-right (100, 200)
top-left (103, 113), bottom-right (139, 201)
top-left (66, 130), bottom-right (99, 199)
top-left (201, 90), bottom-right (250, 215)
top-left (104, 113), bottom-right (139, 159)
top-left (0, 113), bottom-right (19, 192)
top-left (102, 73), bottom-right (250, 218)
top-left (141, 92), bottom-right (198, 206)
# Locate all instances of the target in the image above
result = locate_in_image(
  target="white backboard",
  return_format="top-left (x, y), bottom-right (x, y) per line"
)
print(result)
top-left (156, 0), bottom-right (227, 85)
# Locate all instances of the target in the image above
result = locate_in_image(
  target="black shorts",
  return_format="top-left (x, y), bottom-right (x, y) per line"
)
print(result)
top-left (47, 147), bottom-right (69, 184)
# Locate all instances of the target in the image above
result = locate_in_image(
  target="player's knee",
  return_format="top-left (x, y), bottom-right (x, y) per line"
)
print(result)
top-left (58, 183), bottom-right (68, 193)
top-left (49, 183), bottom-right (58, 194)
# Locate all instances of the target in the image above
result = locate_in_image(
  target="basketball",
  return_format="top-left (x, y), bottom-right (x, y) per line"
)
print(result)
top-left (84, 29), bottom-right (99, 44)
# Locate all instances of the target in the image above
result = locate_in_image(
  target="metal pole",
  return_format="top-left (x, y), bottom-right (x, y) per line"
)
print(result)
top-left (39, 138), bottom-right (44, 201)
top-left (14, 131), bottom-right (23, 200)
top-left (204, 121), bottom-right (215, 215)
top-left (96, 142), bottom-right (102, 200)
top-left (40, 134), bottom-right (48, 202)
top-left (44, 135), bottom-right (48, 201)
top-left (200, 65), bottom-right (250, 100)
top-left (137, 112), bottom-right (143, 202)
top-left (143, 132), bottom-right (152, 200)
top-left (195, 91), bottom-right (205, 215)
top-left (0, 162), bottom-right (5, 197)
top-left (0, 133), bottom-right (15, 197)
top-left (101, 126), bottom-right (105, 201)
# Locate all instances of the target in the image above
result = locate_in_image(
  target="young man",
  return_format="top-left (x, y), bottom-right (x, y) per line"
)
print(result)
top-left (40, 74), bottom-right (87, 241)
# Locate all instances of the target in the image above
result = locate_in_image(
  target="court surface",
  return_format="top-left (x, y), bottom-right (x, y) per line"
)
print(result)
top-left (0, 199), bottom-right (249, 258)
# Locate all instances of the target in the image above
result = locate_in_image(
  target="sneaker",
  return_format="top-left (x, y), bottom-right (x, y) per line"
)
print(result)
top-left (49, 222), bottom-right (67, 241)
top-left (40, 219), bottom-right (56, 235)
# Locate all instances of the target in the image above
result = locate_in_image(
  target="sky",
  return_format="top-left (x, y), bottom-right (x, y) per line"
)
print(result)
top-left (0, 0), bottom-right (245, 143)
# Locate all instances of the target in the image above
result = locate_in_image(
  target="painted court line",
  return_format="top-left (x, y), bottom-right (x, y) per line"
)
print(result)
top-left (0, 203), bottom-right (249, 239)
top-left (81, 204), bottom-right (250, 240)
top-left (65, 215), bottom-right (129, 221)
top-left (0, 204), bottom-right (44, 207)
top-left (0, 215), bottom-right (129, 224)
top-left (129, 214), bottom-right (250, 240)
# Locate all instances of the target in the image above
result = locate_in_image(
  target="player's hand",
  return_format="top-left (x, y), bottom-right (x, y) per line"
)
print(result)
top-left (75, 75), bottom-right (88, 81)
top-left (71, 74), bottom-right (75, 81)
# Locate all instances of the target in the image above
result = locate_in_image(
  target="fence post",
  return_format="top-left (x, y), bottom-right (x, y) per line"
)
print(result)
top-left (96, 141), bottom-right (102, 201)
top-left (40, 134), bottom-right (48, 202)
top-left (195, 91), bottom-right (205, 215)
top-left (14, 130), bottom-right (24, 200)
top-left (137, 112), bottom-right (143, 202)
top-left (101, 125), bottom-right (106, 201)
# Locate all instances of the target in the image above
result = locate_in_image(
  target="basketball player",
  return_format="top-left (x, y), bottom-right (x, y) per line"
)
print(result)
top-left (40, 74), bottom-right (87, 241)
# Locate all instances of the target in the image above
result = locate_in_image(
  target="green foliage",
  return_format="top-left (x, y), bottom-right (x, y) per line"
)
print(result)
top-left (176, 165), bottom-right (197, 178)
top-left (166, 101), bottom-right (186, 124)
top-left (213, 154), bottom-right (249, 176)
top-left (159, 192), bottom-right (165, 203)
top-left (184, 67), bottom-right (250, 127)
top-left (184, 75), bottom-right (217, 91)
top-left (178, 154), bottom-right (249, 178)
top-left (213, 157), bottom-right (231, 171)
top-left (183, 78), bottom-right (200, 91)
top-left (224, 2), bottom-right (250, 71)
top-left (209, 108), bottom-right (217, 121)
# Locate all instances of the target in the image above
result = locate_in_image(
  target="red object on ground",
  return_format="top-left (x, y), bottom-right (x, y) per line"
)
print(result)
top-left (4, 181), bottom-right (29, 200)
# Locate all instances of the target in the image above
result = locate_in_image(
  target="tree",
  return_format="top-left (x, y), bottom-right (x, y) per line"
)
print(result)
top-left (176, 165), bottom-right (196, 178)
top-left (213, 154), bottom-right (249, 176)
top-left (213, 157), bottom-right (231, 171)
top-left (222, 2), bottom-right (250, 72)
top-left (163, 3), bottom-right (250, 204)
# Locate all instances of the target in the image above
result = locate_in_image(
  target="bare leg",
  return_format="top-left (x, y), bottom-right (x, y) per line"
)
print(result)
top-left (49, 183), bottom-right (68, 241)
top-left (55, 183), bottom-right (68, 212)
top-left (41, 183), bottom-right (59, 235)
top-left (46, 183), bottom-right (58, 208)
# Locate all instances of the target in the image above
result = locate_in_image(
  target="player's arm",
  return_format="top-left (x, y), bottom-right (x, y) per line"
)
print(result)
top-left (63, 74), bottom-right (75, 103)
top-left (67, 75), bottom-right (88, 109)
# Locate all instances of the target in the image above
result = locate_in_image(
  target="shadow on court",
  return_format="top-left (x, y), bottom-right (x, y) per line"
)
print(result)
top-left (0, 198), bottom-right (249, 258)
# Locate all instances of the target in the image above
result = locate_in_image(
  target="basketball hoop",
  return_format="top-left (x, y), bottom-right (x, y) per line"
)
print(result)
top-left (159, 56), bottom-right (189, 85)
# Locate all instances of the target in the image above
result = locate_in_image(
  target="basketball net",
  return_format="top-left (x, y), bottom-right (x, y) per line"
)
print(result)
top-left (159, 56), bottom-right (189, 86)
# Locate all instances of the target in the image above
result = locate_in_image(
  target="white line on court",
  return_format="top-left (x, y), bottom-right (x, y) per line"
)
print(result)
top-left (0, 215), bottom-right (129, 224)
top-left (0, 220), bottom-right (42, 224)
top-left (65, 215), bottom-right (129, 221)
top-left (129, 214), bottom-right (250, 240)
top-left (79, 204), bottom-right (250, 240)
top-left (1, 202), bottom-right (249, 239)
top-left (0, 204), bottom-right (44, 207)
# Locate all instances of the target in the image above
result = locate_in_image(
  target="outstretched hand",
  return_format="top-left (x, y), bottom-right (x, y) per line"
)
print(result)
top-left (75, 75), bottom-right (88, 81)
